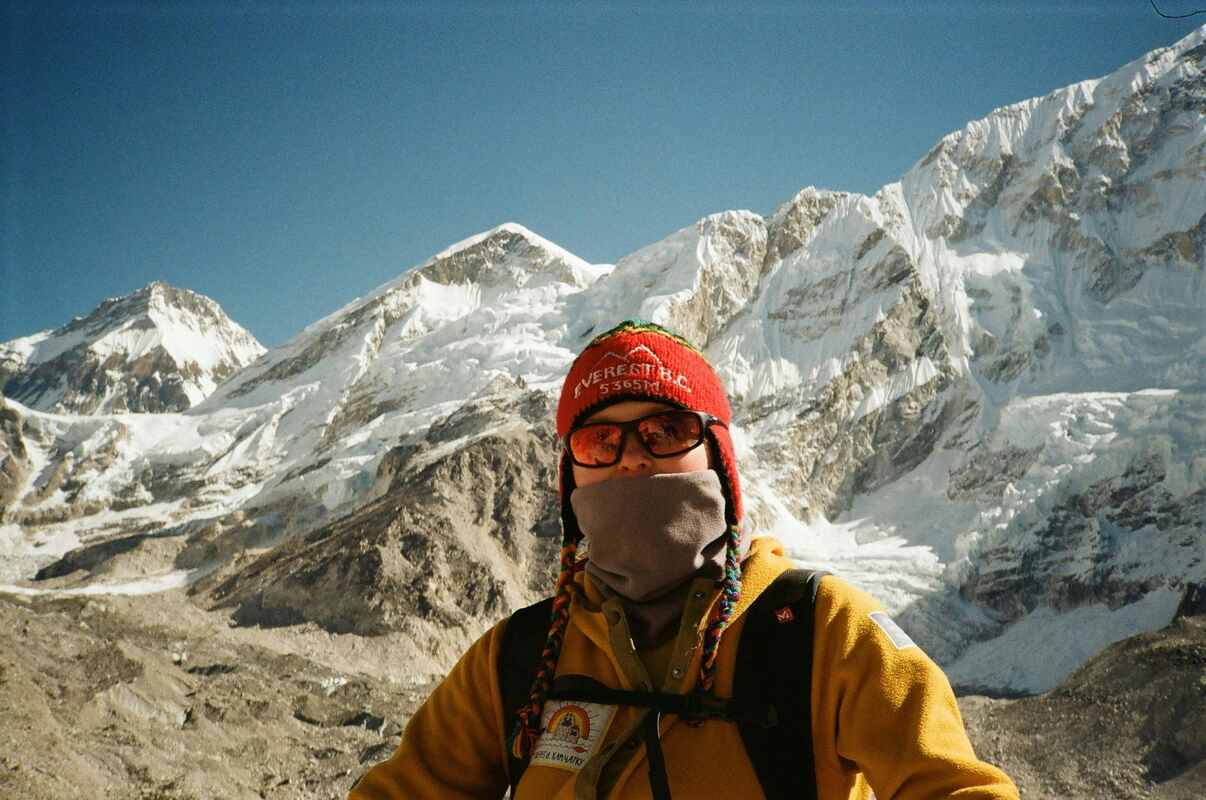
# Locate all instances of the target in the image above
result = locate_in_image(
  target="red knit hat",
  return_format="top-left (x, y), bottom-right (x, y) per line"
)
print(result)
top-left (555, 319), bottom-right (743, 526)
top-left (509, 319), bottom-right (746, 761)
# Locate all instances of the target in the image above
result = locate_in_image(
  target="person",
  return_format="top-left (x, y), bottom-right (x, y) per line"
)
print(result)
top-left (350, 319), bottom-right (1019, 799)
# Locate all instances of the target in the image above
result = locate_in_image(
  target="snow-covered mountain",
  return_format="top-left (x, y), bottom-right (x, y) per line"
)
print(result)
top-left (0, 281), bottom-right (265, 415)
top-left (2, 28), bottom-right (1204, 698)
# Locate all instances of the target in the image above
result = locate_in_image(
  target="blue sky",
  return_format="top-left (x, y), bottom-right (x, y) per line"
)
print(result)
top-left (3, 1), bottom-right (1202, 347)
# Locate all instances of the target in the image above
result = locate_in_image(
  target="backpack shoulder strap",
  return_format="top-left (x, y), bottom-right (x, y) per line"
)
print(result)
top-left (734, 568), bottom-right (828, 800)
top-left (497, 595), bottom-right (555, 794)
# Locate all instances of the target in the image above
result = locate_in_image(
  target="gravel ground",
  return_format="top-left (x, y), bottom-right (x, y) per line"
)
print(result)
top-left (959, 614), bottom-right (1206, 799)
top-left (1, 591), bottom-right (1202, 799)
top-left (0, 592), bottom-right (430, 800)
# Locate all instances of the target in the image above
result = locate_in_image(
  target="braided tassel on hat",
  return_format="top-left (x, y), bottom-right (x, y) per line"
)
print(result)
top-left (696, 522), bottom-right (743, 693)
top-left (509, 480), bottom-right (585, 760)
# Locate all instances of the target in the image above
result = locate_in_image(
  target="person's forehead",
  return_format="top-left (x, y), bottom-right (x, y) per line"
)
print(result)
top-left (581, 399), bottom-right (679, 424)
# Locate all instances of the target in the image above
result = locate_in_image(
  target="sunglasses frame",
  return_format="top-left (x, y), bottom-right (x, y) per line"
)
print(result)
top-left (565, 409), bottom-right (726, 468)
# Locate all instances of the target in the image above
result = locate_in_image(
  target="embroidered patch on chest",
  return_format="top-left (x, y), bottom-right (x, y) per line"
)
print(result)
top-left (530, 700), bottom-right (617, 773)
top-left (869, 611), bottom-right (917, 650)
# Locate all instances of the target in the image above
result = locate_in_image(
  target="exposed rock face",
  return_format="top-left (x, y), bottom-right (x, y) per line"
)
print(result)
top-left (743, 267), bottom-right (967, 520)
top-left (4, 343), bottom-right (196, 413)
top-left (200, 388), bottom-right (561, 646)
top-left (575, 210), bottom-right (766, 350)
top-left (948, 389), bottom-right (1206, 633)
top-left (657, 212), bottom-right (767, 347)
top-left (0, 399), bottom-right (30, 516)
top-left (0, 281), bottom-right (263, 414)
top-left (764, 186), bottom-right (851, 268)
top-left (963, 449), bottom-right (1206, 621)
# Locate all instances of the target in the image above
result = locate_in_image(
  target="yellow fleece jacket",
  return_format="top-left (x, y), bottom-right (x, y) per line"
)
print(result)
top-left (350, 537), bottom-right (1018, 799)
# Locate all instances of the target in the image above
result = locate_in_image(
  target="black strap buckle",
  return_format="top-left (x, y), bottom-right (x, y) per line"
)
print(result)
top-left (681, 692), bottom-right (734, 722)
top-left (682, 693), bottom-right (780, 729)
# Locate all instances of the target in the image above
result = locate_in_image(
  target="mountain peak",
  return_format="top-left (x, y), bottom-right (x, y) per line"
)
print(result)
top-left (431, 222), bottom-right (563, 260)
top-left (1, 282), bottom-right (264, 414)
top-left (418, 222), bottom-right (597, 289)
top-left (58, 281), bottom-right (226, 336)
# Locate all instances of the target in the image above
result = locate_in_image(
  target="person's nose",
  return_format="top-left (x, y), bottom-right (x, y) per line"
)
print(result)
top-left (616, 429), bottom-right (652, 473)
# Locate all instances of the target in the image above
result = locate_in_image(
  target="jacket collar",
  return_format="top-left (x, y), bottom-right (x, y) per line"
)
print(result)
top-left (566, 536), bottom-right (795, 655)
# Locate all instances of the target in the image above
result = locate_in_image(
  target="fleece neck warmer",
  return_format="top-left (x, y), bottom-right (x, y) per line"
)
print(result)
top-left (571, 471), bottom-right (749, 648)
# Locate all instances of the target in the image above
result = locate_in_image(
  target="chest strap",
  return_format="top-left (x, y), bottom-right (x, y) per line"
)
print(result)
top-left (547, 676), bottom-right (778, 727)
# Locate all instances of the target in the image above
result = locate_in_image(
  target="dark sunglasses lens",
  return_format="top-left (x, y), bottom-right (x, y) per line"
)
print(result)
top-left (638, 411), bottom-right (703, 456)
top-left (569, 425), bottom-right (623, 466)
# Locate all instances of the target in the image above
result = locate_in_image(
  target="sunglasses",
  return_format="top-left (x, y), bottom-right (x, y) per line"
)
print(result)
top-left (565, 409), bottom-right (726, 468)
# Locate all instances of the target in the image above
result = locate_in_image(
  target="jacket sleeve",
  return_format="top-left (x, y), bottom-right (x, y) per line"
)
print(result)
top-left (811, 576), bottom-right (1019, 799)
top-left (349, 618), bottom-right (511, 800)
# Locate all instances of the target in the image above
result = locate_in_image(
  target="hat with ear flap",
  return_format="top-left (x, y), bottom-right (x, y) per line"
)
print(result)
top-left (509, 319), bottom-right (746, 761)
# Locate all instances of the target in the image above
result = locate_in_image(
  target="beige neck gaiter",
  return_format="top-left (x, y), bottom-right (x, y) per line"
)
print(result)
top-left (571, 471), bottom-right (748, 648)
